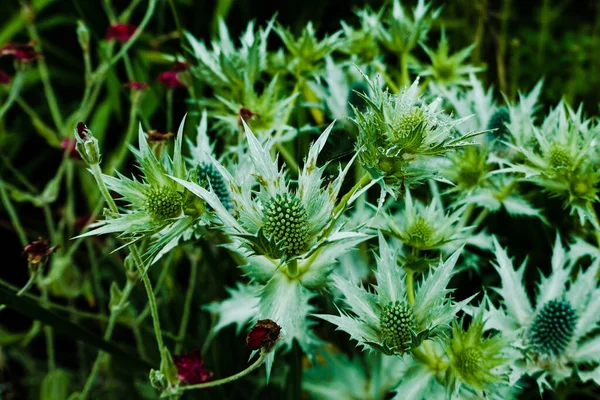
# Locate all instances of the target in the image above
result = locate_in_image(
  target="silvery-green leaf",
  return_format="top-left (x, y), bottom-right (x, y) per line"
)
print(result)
top-left (204, 282), bottom-right (259, 334)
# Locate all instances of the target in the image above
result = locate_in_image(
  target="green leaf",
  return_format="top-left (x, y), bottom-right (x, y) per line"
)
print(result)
top-left (0, 286), bottom-right (154, 371)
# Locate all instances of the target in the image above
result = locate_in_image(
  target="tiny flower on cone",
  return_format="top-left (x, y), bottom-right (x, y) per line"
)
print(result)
top-left (246, 319), bottom-right (281, 351)
top-left (172, 350), bottom-right (213, 384)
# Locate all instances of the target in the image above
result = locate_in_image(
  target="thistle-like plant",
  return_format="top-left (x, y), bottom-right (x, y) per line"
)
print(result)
top-left (445, 313), bottom-right (511, 398)
top-left (378, 0), bottom-right (440, 55)
top-left (501, 103), bottom-right (600, 227)
top-left (275, 22), bottom-right (342, 74)
top-left (213, 75), bottom-right (297, 141)
top-left (172, 121), bottom-right (370, 352)
top-left (186, 19), bottom-right (273, 91)
top-left (353, 74), bottom-right (482, 195)
top-left (338, 8), bottom-right (382, 63)
top-left (78, 119), bottom-right (201, 261)
top-left (317, 234), bottom-right (472, 356)
top-left (484, 236), bottom-right (600, 391)
top-left (419, 29), bottom-right (483, 87)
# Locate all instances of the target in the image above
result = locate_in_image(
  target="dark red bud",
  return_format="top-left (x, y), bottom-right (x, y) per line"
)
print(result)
top-left (246, 319), bottom-right (281, 351)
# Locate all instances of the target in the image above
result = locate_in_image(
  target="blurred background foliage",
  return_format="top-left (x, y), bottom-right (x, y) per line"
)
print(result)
top-left (0, 0), bottom-right (599, 399)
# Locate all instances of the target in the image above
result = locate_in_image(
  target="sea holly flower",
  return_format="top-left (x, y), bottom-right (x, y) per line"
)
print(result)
top-left (303, 347), bottom-right (406, 400)
top-left (353, 74), bottom-right (482, 195)
top-left (172, 350), bottom-right (213, 384)
top-left (172, 121), bottom-right (370, 352)
top-left (445, 313), bottom-right (511, 398)
top-left (503, 80), bottom-right (544, 151)
top-left (500, 103), bottom-right (600, 227)
top-left (377, 0), bottom-right (440, 55)
top-left (186, 18), bottom-right (273, 91)
top-left (105, 24), bottom-right (137, 42)
top-left (275, 21), bottom-right (342, 73)
top-left (383, 188), bottom-right (466, 256)
top-left (484, 236), bottom-right (600, 391)
top-left (317, 234), bottom-right (473, 356)
top-left (213, 75), bottom-right (296, 140)
top-left (338, 8), bottom-right (382, 63)
top-left (419, 29), bottom-right (483, 87)
top-left (77, 118), bottom-right (202, 261)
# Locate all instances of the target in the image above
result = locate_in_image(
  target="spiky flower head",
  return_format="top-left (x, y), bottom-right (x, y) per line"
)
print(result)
top-left (502, 102), bottom-right (600, 227)
top-left (317, 234), bottom-right (472, 356)
top-left (353, 74), bottom-right (481, 195)
top-left (275, 21), bottom-right (342, 73)
top-left (213, 75), bottom-right (296, 140)
top-left (78, 118), bottom-right (200, 262)
top-left (484, 235), bottom-right (600, 390)
top-left (446, 313), bottom-right (510, 397)
top-left (173, 121), bottom-right (370, 355)
top-left (383, 188), bottom-right (466, 271)
top-left (378, 0), bottom-right (440, 54)
top-left (339, 8), bottom-right (382, 63)
top-left (186, 19), bottom-right (273, 92)
top-left (419, 29), bottom-right (483, 87)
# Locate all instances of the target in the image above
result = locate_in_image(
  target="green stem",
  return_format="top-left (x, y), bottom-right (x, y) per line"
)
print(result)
top-left (399, 51), bottom-right (410, 88)
top-left (175, 250), bottom-right (200, 353)
top-left (0, 177), bottom-right (28, 246)
top-left (179, 353), bottom-right (266, 392)
top-left (16, 272), bottom-right (37, 296)
top-left (108, 91), bottom-right (141, 173)
top-left (39, 277), bottom-right (55, 371)
top-left (0, 71), bottom-right (25, 120)
top-left (90, 0), bottom-right (157, 87)
top-left (286, 258), bottom-right (299, 278)
top-left (79, 280), bottom-right (136, 400)
top-left (471, 209), bottom-right (489, 229)
top-left (131, 246), bottom-right (165, 354)
top-left (458, 203), bottom-right (475, 228)
top-left (24, 14), bottom-right (65, 132)
top-left (89, 163), bottom-right (119, 213)
top-left (406, 270), bottom-right (415, 306)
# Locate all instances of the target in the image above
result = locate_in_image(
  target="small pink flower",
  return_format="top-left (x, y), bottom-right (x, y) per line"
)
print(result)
top-left (0, 69), bottom-right (10, 85)
top-left (60, 138), bottom-right (82, 160)
top-left (158, 71), bottom-right (184, 89)
top-left (0, 42), bottom-right (42, 63)
top-left (105, 24), bottom-right (137, 43)
top-left (172, 350), bottom-right (213, 384)
top-left (123, 81), bottom-right (149, 91)
top-left (158, 62), bottom-right (188, 89)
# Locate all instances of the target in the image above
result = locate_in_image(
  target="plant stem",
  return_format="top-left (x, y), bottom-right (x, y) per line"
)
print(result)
top-left (16, 272), bottom-right (37, 296)
top-left (406, 270), bottom-right (415, 306)
top-left (79, 280), bottom-right (136, 400)
top-left (276, 142), bottom-right (299, 175)
top-left (108, 90), bottom-right (142, 173)
top-left (130, 246), bottom-right (165, 354)
top-left (180, 353), bottom-right (266, 392)
top-left (88, 163), bottom-right (119, 213)
top-left (0, 71), bottom-right (25, 120)
top-left (166, 88), bottom-right (174, 132)
top-left (175, 250), bottom-right (200, 353)
top-left (23, 8), bottom-right (65, 132)
top-left (399, 51), bottom-right (410, 88)
top-left (0, 177), bottom-right (28, 246)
